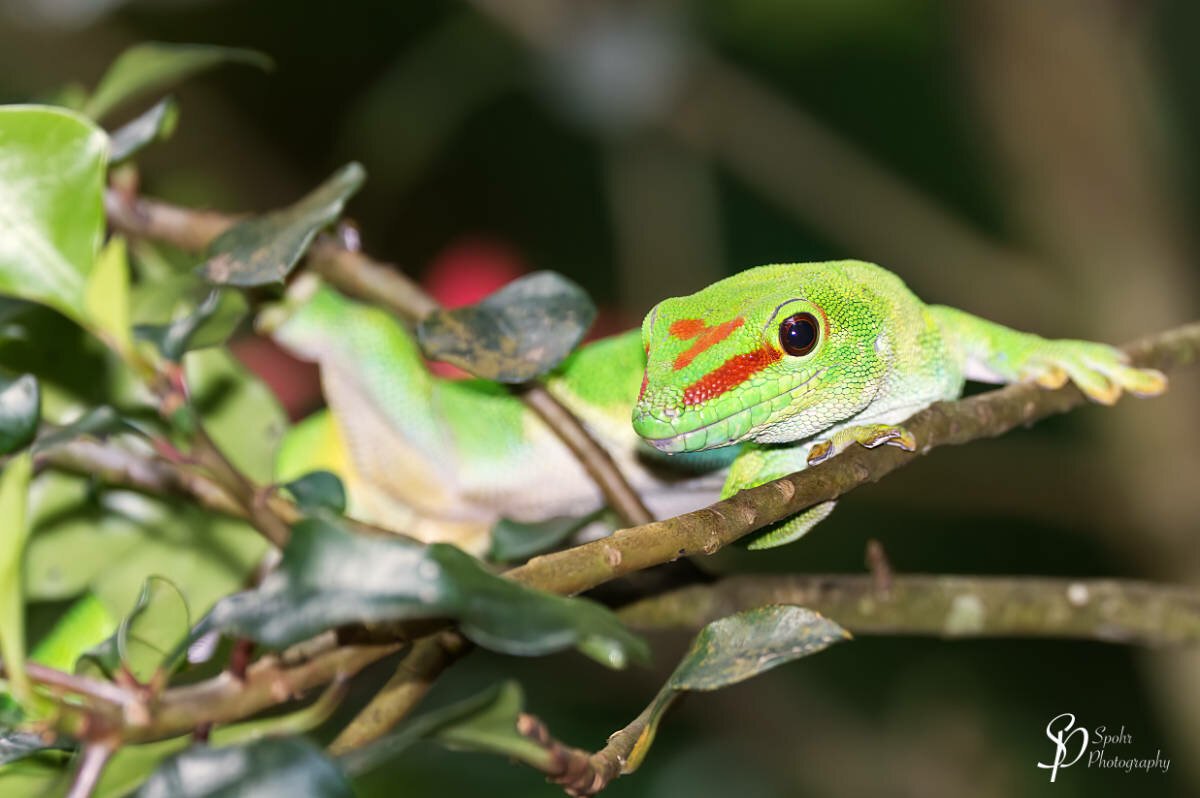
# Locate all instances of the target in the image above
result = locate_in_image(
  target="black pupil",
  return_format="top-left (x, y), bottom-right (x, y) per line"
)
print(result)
top-left (780, 313), bottom-right (818, 355)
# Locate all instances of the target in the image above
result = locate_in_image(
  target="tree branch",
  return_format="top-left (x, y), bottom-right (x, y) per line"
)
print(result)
top-left (505, 322), bottom-right (1200, 597)
top-left (618, 574), bottom-right (1200, 645)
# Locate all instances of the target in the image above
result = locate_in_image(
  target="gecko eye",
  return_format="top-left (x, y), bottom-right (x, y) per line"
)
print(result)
top-left (778, 312), bottom-right (819, 356)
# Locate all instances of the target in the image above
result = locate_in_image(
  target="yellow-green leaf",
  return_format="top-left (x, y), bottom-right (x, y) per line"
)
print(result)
top-left (84, 236), bottom-right (134, 359)
top-left (0, 452), bottom-right (34, 705)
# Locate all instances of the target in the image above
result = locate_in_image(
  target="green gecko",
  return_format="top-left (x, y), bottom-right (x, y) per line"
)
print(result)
top-left (270, 260), bottom-right (1167, 553)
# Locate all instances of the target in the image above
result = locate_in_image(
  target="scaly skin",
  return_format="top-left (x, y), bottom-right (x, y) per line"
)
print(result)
top-left (270, 261), bottom-right (1167, 552)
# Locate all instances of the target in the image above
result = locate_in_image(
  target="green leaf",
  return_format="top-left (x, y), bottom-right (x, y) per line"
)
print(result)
top-left (0, 106), bottom-right (107, 322)
top-left (200, 163), bottom-right (365, 287)
top-left (109, 97), bottom-right (179, 163)
top-left (283, 471), bottom-right (346, 515)
top-left (186, 347), bottom-right (287, 484)
top-left (134, 737), bottom-right (352, 798)
top-left (489, 511), bottom-right (603, 563)
top-left (417, 271), bottom-right (596, 382)
top-left (85, 42), bottom-right (272, 122)
top-left (340, 681), bottom-right (550, 777)
top-left (194, 517), bottom-right (647, 668)
top-left (83, 236), bottom-right (135, 359)
top-left (79, 576), bottom-right (190, 683)
top-left (623, 606), bottom-right (849, 773)
top-left (0, 374), bottom-right (39, 455)
top-left (33, 406), bottom-right (132, 454)
top-left (135, 289), bottom-right (247, 362)
top-left (0, 452), bottom-right (34, 704)
top-left (668, 605), bottom-right (850, 691)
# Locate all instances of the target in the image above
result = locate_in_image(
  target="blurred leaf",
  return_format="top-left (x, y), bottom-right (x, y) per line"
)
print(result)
top-left (194, 516), bottom-right (647, 668)
top-left (109, 98), bottom-right (179, 164)
top-left (79, 576), bottom-right (190, 683)
top-left (0, 453), bottom-right (34, 704)
top-left (0, 374), bottom-right (40, 455)
top-left (341, 681), bottom-right (549, 777)
top-left (489, 511), bottom-right (601, 563)
top-left (0, 728), bottom-right (68, 766)
top-left (282, 470), bottom-right (346, 515)
top-left (134, 737), bottom-right (352, 798)
top-left (28, 593), bottom-right (114, 674)
top-left (200, 163), bottom-right (365, 287)
top-left (624, 606), bottom-right (849, 773)
top-left (135, 290), bottom-right (246, 362)
top-left (85, 42), bottom-right (272, 122)
top-left (24, 472), bottom-right (267, 627)
top-left (0, 106), bottom-right (107, 322)
top-left (417, 271), bottom-right (595, 382)
top-left (33, 406), bottom-right (131, 454)
top-left (83, 236), bottom-right (135, 359)
top-left (186, 347), bottom-right (287, 484)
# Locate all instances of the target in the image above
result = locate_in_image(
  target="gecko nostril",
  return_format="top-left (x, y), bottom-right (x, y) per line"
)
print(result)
top-left (663, 406), bottom-right (680, 419)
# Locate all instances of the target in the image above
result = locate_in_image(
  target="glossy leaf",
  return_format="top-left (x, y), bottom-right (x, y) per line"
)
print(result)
top-left (489, 511), bottom-right (602, 563)
top-left (0, 729), bottom-right (69, 766)
top-left (134, 737), bottom-right (352, 798)
top-left (109, 97), bottom-right (179, 163)
top-left (283, 470), bottom-right (346, 515)
top-left (0, 374), bottom-right (40, 455)
top-left (417, 271), bottom-right (596, 382)
top-left (0, 453), bottom-right (34, 704)
top-left (79, 576), bottom-right (190, 682)
top-left (624, 606), bottom-right (849, 774)
top-left (33, 406), bottom-right (131, 454)
top-left (194, 517), bottom-right (646, 668)
top-left (83, 236), bottom-right (135, 359)
top-left (0, 106), bottom-right (107, 322)
top-left (200, 163), bottom-right (365, 287)
top-left (86, 42), bottom-right (272, 122)
top-left (669, 605), bottom-right (850, 690)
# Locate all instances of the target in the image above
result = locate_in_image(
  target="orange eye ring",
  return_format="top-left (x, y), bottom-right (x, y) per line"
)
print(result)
top-left (778, 312), bottom-right (819, 356)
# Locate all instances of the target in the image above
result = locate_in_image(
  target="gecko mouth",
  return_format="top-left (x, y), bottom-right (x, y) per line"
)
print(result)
top-left (640, 369), bottom-right (825, 454)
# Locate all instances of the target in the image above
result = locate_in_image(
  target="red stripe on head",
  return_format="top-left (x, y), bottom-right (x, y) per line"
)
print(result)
top-left (668, 318), bottom-right (707, 340)
top-left (671, 317), bottom-right (745, 371)
top-left (682, 345), bottom-right (781, 406)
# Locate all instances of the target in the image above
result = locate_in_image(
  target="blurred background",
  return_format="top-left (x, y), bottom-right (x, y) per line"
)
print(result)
top-left (2, 1), bottom-right (1199, 796)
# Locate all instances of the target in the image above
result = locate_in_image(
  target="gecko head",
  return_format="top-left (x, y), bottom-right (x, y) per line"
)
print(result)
top-left (632, 263), bottom-right (888, 454)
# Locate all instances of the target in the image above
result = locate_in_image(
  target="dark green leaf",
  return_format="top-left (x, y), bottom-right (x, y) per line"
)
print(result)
top-left (194, 517), bottom-right (646, 668)
top-left (134, 737), bottom-right (352, 798)
top-left (135, 290), bottom-right (242, 362)
top-left (86, 43), bottom-right (272, 122)
top-left (0, 374), bottom-right (40, 455)
top-left (668, 605), bottom-right (850, 691)
top-left (200, 163), bottom-right (365, 287)
top-left (0, 729), bottom-right (70, 766)
top-left (621, 606), bottom-right (849, 774)
top-left (109, 98), bottom-right (179, 163)
top-left (78, 576), bottom-right (190, 682)
top-left (283, 471), bottom-right (346, 514)
top-left (489, 511), bottom-right (602, 563)
top-left (0, 106), bottom-right (107, 323)
top-left (33, 406), bottom-right (131, 453)
top-left (417, 271), bottom-right (596, 382)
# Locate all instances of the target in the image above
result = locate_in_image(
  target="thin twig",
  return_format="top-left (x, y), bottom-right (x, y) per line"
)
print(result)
top-left (103, 189), bottom-right (654, 528)
top-left (64, 740), bottom-right (115, 798)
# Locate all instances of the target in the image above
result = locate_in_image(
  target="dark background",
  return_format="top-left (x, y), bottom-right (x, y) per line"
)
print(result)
top-left (2, 1), bottom-right (1198, 796)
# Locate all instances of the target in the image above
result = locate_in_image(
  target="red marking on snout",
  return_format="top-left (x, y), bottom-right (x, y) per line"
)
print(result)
top-left (682, 345), bottom-right (781, 406)
top-left (669, 316), bottom-right (745, 371)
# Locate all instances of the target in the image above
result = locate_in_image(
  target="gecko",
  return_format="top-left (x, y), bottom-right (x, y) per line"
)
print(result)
top-left (269, 260), bottom-right (1167, 553)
